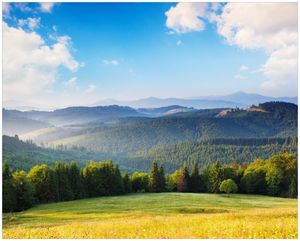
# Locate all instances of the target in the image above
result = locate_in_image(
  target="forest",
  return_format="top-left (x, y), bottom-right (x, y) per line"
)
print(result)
top-left (3, 135), bottom-right (297, 173)
top-left (3, 152), bottom-right (297, 213)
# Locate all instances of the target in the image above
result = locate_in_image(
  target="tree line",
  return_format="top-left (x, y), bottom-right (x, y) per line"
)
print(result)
top-left (3, 152), bottom-right (297, 213)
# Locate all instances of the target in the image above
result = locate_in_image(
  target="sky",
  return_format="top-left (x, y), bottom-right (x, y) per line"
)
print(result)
top-left (2, 2), bottom-right (298, 108)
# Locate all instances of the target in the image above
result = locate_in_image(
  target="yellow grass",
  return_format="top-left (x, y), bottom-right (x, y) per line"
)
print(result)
top-left (2, 193), bottom-right (298, 239)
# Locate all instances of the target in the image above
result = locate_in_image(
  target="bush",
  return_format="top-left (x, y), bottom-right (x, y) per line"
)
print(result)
top-left (219, 179), bottom-right (238, 195)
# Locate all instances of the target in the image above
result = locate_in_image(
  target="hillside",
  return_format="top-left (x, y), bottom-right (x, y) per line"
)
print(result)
top-left (2, 109), bottom-right (51, 136)
top-left (125, 137), bottom-right (297, 172)
top-left (20, 102), bottom-right (297, 155)
top-left (2, 135), bottom-right (108, 171)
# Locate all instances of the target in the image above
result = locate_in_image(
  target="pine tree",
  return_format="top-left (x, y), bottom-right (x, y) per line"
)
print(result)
top-left (149, 161), bottom-right (160, 192)
top-left (208, 160), bottom-right (224, 193)
top-left (3, 162), bottom-right (16, 212)
top-left (123, 172), bottom-right (132, 193)
top-left (189, 161), bottom-right (201, 192)
top-left (67, 161), bottom-right (83, 199)
top-left (176, 163), bottom-right (190, 192)
top-left (12, 170), bottom-right (35, 211)
top-left (158, 164), bottom-right (166, 192)
top-left (54, 163), bottom-right (74, 201)
top-left (113, 164), bottom-right (124, 195)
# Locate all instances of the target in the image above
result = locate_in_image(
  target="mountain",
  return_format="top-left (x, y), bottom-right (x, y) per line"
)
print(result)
top-left (192, 91), bottom-right (298, 106)
top-left (2, 105), bottom-right (143, 131)
top-left (94, 92), bottom-right (298, 109)
top-left (20, 102), bottom-right (297, 156)
top-left (137, 105), bottom-right (195, 117)
top-left (2, 105), bottom-right (199, 135)
top-left (2, 109), bottom-right (52, 136)
top-left (94, 97), bottom-right (243, 109)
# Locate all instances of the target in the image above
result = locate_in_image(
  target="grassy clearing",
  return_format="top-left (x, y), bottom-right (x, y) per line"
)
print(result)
top-left (3, 193), bottom-right (298, 238)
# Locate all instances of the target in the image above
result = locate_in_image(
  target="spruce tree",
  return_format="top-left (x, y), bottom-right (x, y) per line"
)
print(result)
top-left (176, 163), bottom-right (190, 192)
top-left (54, 163), bottom-right (74, 201)
top-left (3, 162), bottom-right (16, 212)
top-left (123, 172), bottom-right (132, 193)
top-left (113, 164), bottom-right (124, 195)
top-left (189, 161), bottom-right (201, 192)
top-left (12, 170), bottom-right (35, 211)
top-left (67, 161), bottom-right (83, 199)
top-left (158, 164), bottom-right (166, 192)
top-left (149, 161), bottom-right (160, 192)
top-left (208, 160), bottom-right (224, 193)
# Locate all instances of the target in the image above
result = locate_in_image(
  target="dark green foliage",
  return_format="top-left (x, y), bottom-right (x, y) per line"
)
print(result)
top-left (3, 152), bottom-right (297, 213)
top-left (2, 163), bottom-right (16, 212)
top-left (54, 163), bottom-right (74, 201)
top-left (2, 135), bottom-right (107, 172)
top-left (149, 162), bottom-right (160, 192)
top-left (67, 161), bottom-right (84, 199)
top-left (28, 164), bottom-right (59, 203)
top-left (265, 153), bottom-right (297, 197)
top-left (189, 161), bottom-right (202, 192)
top-left (11, 171), bottom-right (35, 211)
top-left (158, 165), bottom-right (166, 192)
top-left (130, 172), bottom-right (149, 192)
top-left (176, 164), bottom-right (190, 192)
top-left (82, 161), bottom-right (125, 197)
top-left (111, 164), bottom-right (124, 195)
top-left (122, 172), bottom-right (132, 193)
top-left (208, 161), bottom-right (224, 193)
top-left (128, 137), bottom-right (297, 172)
top-left (240, 159), bottom-right (267, 194)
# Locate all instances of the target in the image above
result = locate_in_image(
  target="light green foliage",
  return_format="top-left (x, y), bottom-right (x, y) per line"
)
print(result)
top-left (130, 172), bottom-right (149, 192)
top-left (265, 152), bottom-right (297, 197)
top-left (28, 164), bottom-right (58, 203)
top-left (219, 179), bottom-right (238, 194)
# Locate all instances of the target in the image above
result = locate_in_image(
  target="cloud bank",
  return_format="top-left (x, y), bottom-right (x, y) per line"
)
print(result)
top-left (165, 3), bottom-right (298, 96)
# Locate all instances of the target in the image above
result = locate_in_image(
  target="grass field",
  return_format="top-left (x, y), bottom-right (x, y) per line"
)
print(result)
top-left (3, 193), bottom-right (298, 239)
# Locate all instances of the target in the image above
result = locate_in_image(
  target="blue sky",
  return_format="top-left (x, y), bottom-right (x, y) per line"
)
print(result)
top-left (2, 2), bottom-right (297, 108)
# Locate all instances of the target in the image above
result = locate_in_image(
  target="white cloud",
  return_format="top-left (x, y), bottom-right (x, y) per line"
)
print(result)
top-left (64, 77), bottom-right (77, 87)
top-left (166, 3), bottom-right (297, 95)
top-left (214, 3), bottom-right (297, 95)
top-left (239, 65), bottom-right (249, 72)
top-left (84, 84), bottom-right (96, 94)
top-left (14, 3), bottom-right (32, 12)
top-left (103, 59), bottom-right (119, 65)
top-left (18, 17), bottom-right (41, 30)
top-left (3, 22), bottom-right (80, 102)
top-left (234, 74), bottom-right (248, 80)
top-left (176, 40), bottom-right (182, 46)
top-left (165, 3), bottom-right (209, 34)
top-left (260, 45), bottom-right (297, 93)
top-left (215, 3), bottom-right (297, 51)
top-left (39, 3), bottom-right (56, 13)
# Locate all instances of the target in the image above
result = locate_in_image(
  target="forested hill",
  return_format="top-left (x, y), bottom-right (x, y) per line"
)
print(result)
top-left (3, 102), bottom-right (297, 172)
top-left (2, 135), bottom-right (109, 171)
top-left (3, 135), bottom-right (297, 173)
top-left (124, 137), bottom-right (298, 172)
top-left (20, 102), bottom-right (297, 155)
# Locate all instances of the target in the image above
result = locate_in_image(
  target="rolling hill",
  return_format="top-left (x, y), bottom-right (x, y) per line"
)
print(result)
top-left (19, 102), bottom-right (297, 154)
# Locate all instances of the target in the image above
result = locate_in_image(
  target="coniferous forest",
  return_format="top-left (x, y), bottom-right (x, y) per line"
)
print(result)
top-left (3, 152), bottom-right (297, 213)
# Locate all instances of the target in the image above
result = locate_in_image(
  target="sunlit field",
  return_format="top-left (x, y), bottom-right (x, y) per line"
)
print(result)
top-left (3, 193), bottom-right (297, 239)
